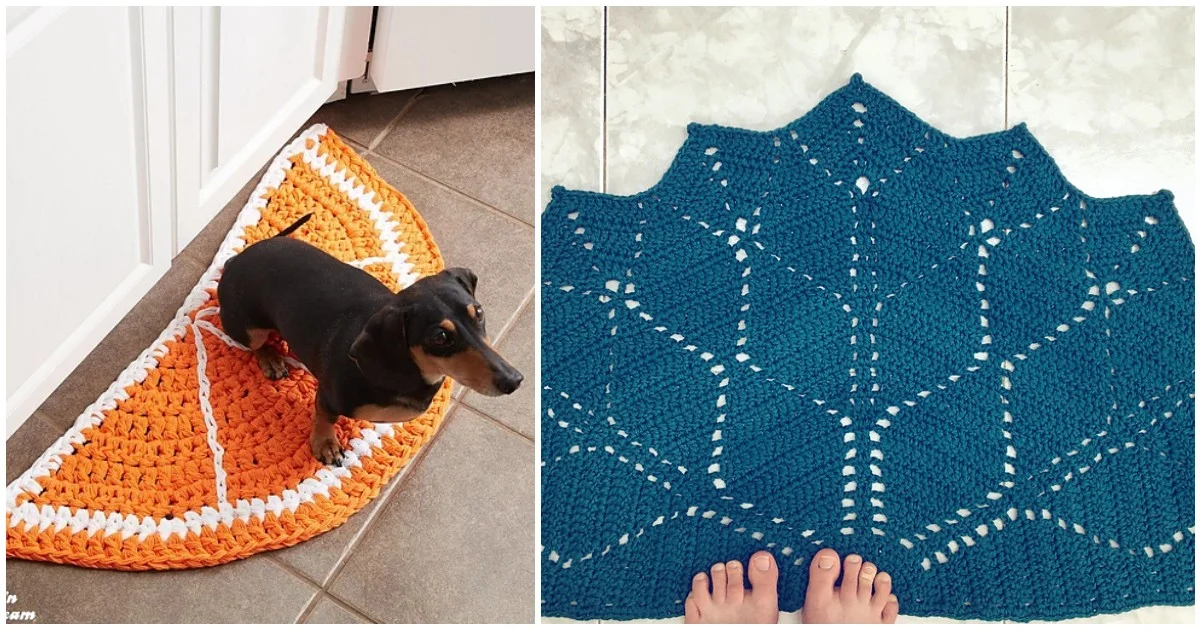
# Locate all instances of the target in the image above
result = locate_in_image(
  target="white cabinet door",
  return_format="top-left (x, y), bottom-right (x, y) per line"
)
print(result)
top-left (5, 7), bottom-right (174, 435)
top-left (5, 7), bottom-right (348, 435)
top-left (171, 6), bottom-right (347, 252)
top-left (369, 6), bottom-right (535, 92)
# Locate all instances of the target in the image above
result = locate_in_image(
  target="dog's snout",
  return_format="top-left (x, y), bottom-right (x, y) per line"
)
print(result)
top-left (494, 369), bottom-right (523, 395)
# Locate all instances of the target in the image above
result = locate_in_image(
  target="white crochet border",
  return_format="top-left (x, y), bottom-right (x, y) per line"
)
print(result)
top-left (6, 123), bottom-right (424, 543)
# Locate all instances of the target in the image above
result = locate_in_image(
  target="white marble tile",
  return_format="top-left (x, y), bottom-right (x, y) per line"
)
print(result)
top-left (604, 6), bottom-right (1006, 195)
top-left (541, 6), bottom-right (604, 205)
top-left (1009, 7), bottom-right (1196, 233)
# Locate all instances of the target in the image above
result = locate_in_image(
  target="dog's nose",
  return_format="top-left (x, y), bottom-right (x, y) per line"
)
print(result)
top-left (495, 370), bottom-right (523, 395)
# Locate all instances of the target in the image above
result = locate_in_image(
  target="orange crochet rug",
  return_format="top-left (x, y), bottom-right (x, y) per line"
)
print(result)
top-left (6, 125), bottom-right (452, 570)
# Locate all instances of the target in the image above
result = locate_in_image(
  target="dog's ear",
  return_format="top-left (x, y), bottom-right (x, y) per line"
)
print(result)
top-left (349, 305), bottom-right (406, 374)
top-left (444, 267), bottom-right (478, 296)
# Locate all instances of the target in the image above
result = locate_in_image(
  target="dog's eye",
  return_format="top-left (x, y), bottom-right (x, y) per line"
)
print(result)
top-left (475, 305), bottom-right (484, 322)
top-left (431, 330), bottom-right (452, 346)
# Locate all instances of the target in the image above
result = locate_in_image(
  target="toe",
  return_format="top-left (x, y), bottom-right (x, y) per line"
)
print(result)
top-left (871, 572), bottom-right (893, 612)
top-left (709, 563), bottom-right (728, 603)
top-left (839, 554), bottom-right (862, 602)
top-left (725, 560), bottom-right (745, 604)
top-left (690, 572), bottom-right (712, 608)
top-left (882, 595), bottom-right (899, 623)
top-left (857, 562), bottom-right (878, 601)
top-left (684, 594), bottom-right (701, 623)
top-left (805, 548), bottom-right (841, 603)
top-left (747, 551), bottom-right (779, 602)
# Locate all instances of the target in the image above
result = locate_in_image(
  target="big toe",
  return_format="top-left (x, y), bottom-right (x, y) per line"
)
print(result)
top-left (747, 551), bottom-right (779, 605)
top-left (806, 548), bottom-right (841, 602)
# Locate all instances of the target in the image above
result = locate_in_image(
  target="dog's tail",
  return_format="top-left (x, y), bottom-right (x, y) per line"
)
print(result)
top-left (276, 213), bottom-right (313, 238)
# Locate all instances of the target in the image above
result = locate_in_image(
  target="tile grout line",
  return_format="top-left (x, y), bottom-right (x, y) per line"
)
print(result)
top-left (292, 590), bottom-right (324, 624)
top-left (366, 88), bottom-right (425, 151)
top-left (311, 594), bottom-right (377, 625)
top-left (28, 409), bottom-right (69, 435)
top-left (309, 408), bottom-right (468, 595)
top-left (269, 401), bottom-right (461, 625)
top-left (459, 399), bottom-right (533, 443)
top-left (602, 5), bottom-right (608, 193)
top-left (269, 556), bottom-right (382, 624)
top-left (298, 399), bottom-right (467, 596)
top-left (362, 148), bottom-right (534, 229)
top-left (494, 289), bottom-right (534, 348)
top-left (1003, 6), bottom-right (1010, 128)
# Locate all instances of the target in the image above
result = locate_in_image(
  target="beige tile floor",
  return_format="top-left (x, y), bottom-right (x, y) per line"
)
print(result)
top-left (6, 73), bottom-right (535, 624)
top-left (540, 5), bottom-right (1194, 624)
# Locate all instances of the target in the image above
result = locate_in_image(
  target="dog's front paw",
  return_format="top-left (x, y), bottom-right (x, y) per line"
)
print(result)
top-left (255, 348), bottom-right (289, 380)
top-left (310, 434), bottom-right (344, 466)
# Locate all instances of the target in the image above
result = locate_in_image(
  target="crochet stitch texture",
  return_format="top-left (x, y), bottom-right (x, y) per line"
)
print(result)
top-left (540, 75), bottom-right (1195, 621)
top-left (6, 125), bottom-right (452, 569)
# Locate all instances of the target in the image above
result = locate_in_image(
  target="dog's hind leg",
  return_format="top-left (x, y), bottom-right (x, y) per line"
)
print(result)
top-left (247, 328), bottom-right (289, 380)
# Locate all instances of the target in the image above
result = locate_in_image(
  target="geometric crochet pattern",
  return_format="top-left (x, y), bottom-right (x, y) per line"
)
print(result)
top-left (540, 75), bottom-right (1194, 621)
top-left (7, 125), bottom-right (452, 569)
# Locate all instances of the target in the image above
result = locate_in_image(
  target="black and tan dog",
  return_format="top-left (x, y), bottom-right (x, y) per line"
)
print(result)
top-left (217, 213), bottom-right (523, 465)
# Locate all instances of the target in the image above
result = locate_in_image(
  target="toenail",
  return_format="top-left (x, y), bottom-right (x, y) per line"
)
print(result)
top-left (727, 560), bottom-right (742, 570)
top-left (819, 555), bottom-right (835, 569)
top-left (889, 594), bottom-right (898, 602)
top-left (712, 563), bottom-right (725, 572)
top-left (694, 573), bottom-right (707, 582)
top-left (847, 555), bottom-right (861, 564)
top-left (755, 555), bottom-right (771, 570)
top-left (878, 573), bottom-right (890, 582)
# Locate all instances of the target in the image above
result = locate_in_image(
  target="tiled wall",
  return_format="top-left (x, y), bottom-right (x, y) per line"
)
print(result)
top-left (541, 6), bottom-right (1195, 234)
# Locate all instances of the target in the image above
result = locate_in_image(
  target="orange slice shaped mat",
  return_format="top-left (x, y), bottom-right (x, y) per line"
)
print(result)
top-left (6, 125), bottom-right (452, 569)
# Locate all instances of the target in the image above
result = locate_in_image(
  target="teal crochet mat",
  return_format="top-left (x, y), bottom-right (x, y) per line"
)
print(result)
top-left (540, 75), bottom-right (1195, 621)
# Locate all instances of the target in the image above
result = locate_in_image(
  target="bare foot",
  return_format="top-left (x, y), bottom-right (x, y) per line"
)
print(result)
top-left (684, 551), bottom-right (779, 624)
top-left (801, 549), bottom-right (899, 624)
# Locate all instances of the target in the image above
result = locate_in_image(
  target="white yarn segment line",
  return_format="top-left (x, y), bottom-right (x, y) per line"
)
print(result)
top-left (544, 503), bottom-right (824, 573)
top-left (915, 506), bottom-right (1196, 573)
top-left (298, 137), bottom-right (419, 289)
top-left (191, 308), bottom-right (230, 507)
top-left (894, 381), bottom-right (1193, 554)
top-left (545, 387), bottom-right (821, 542)
top-left (543, 390), bottom-right (689, 482)
top-left (6, 124), bottom-right (410, 540)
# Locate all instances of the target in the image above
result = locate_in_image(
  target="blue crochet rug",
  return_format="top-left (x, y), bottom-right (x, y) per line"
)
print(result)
top-left (540, 75), bottom-right (1195, 621)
